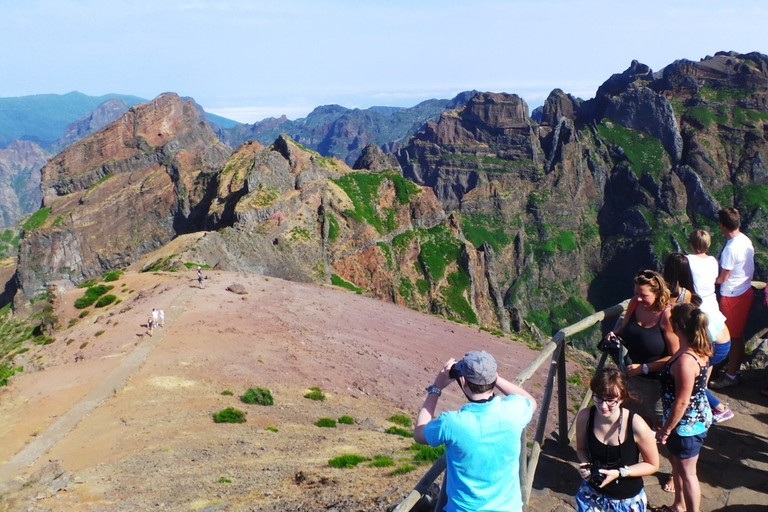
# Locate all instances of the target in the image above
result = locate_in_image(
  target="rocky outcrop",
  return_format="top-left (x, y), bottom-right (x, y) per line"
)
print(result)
top-left (0, 140), bottom-right (47, 228)
top-left (54, 98), bottom-right (131, 151)
top-left (353, 143), bottom-right (400, 172)
top-left (218, 93), bottom-right (474, 165)
top-left (15, 93), bottom-right (232, 301)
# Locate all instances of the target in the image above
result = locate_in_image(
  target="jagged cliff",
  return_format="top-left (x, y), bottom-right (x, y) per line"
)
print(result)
top-left (218, 92), bottom-right (476, 166)
top-left (0, 140), bottom-right (47, 228)
top-left (7, 52), bottom-right (768, 345)
top-left (14, 93), bottom-right (232, 303)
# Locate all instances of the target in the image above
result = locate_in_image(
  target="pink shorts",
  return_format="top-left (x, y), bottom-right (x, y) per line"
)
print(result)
top-left (720, 288), bottom-right (754, 339)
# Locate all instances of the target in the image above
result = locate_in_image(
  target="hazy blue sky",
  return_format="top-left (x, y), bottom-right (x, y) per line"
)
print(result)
top-left (2, 0), bottom-right (767, 123)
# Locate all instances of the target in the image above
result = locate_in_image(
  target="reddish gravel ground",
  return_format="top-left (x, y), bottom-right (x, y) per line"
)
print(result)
top-left (0, 269), bottom-right (571, 512)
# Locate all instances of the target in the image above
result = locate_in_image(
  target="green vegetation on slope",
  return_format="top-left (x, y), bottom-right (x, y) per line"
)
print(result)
top-left (597, 121), bottom-right (666, 180)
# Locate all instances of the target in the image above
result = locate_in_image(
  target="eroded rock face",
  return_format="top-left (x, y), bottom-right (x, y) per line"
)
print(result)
top-left (54, 98), bottom-right (131, 151)
top-left (16, 93), bottom-right (232, 300)
top-left (0, 140), bottom-right (47, 228)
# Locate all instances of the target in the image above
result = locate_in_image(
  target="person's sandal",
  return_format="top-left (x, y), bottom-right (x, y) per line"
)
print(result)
top-left (662, 475), bottom-right (675, 493)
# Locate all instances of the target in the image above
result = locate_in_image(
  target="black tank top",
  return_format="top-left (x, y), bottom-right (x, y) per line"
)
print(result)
top-left (586, 406), bottom-right (644, 499)
top-left (623, 309), bottom-right (667, 366)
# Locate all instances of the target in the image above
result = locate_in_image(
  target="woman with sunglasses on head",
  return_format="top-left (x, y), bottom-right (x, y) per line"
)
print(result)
top-left (608, 270), bottom-right (680, 430)
top-left (575, 368), bottom-right (660, 512)
top-left (655, 303), bottom-right (713, 512)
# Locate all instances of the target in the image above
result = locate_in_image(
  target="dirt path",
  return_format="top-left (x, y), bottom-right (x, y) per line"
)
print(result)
top-left (0, 285), bottom-right (195, 482)
top-left (0, 271), bottom-right (554, 511)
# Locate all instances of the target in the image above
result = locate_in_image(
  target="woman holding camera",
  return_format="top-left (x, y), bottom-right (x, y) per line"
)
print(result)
top-left (610, 270), bottom-right (680, 429)
top-left (655, 303), bottom-right (713, 512)
top-left (576, 368), bottom-right (660, 511)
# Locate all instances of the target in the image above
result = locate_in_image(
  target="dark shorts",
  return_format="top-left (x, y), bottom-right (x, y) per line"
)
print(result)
top-left (667, 431), bottom-right (706, 459)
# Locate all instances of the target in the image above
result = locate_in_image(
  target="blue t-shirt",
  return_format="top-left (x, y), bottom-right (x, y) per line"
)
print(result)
top-left (423, 394), bottom-right (534, 512)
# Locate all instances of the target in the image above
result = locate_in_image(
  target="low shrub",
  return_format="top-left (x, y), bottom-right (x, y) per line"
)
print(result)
top-left (370, 455), bottom-right (394, 467)
top-left (411, 442), bottom-right (445, 463)
top-left (78, 310), bottom-right (90, 318)
top-left (241, 387), bottom-right (274, 406)
top-left (391, 464), bottom-right (417, 475)
top-left (304, 386), bottom-right (326, 401)
top-left (265, 426), bottom-right (279, 432)
top-left (328, 454), bottom-right (369, 468)
top-left (95, 294), bottom-right (117, 308)
top-left (103, 271), bottom-right (122, 282)
top-left (221, 390), bottom-right (234, 396)
top-left (218, 477), bottom-right (232, 483)
top-left (213, 407), bottom-right (246, 423)
top-left (315, 417), bottom-right (337, 428)
top-left (385, 426), bottom-right (412, 437)
top-left (338, 415), bottom-right (355, 425)
top-left (388, 414), bottom-right (412, 427)
top-left (74, 285), bottom-right (114, 309)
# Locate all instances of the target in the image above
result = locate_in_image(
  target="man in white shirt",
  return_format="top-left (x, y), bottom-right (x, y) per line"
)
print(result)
top-left (711, 208), bottom-right (755, 388)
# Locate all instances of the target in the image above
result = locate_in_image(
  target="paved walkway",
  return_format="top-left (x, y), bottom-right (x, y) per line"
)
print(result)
top-left (528, 366), bottom-right (768, 512)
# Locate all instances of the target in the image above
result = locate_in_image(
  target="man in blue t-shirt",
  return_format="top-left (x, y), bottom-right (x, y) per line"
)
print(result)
top-left (414, 350), bottom-right (537, 512)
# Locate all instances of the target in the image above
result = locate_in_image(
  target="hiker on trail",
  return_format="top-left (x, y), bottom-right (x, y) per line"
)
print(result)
top-left (665, 251), bottom-right (733, 424)
top-left (608, 270), bottom-right (679, 430)
top-left (152, 308), bottom-right (159, 327)
top-left (656, 302), bottom-right (713, 512)
top-left (575, 367), bottom-right (659, 512)
top-left (159, 309), bottom-right (165, 327)
top-left (414, 350), bottom-right (536, 512)
top-left (147, 316), bottom-right (154, 337)
top-left (197, 267), bottom-right (204, 289)
top-left (711, 207), bottom-right (755, 389)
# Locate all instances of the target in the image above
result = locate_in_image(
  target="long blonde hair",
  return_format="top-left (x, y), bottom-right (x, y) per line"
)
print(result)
top-left (671, 303), bottom-right (713, 357)
top-left (634, 270), bottom-right (671, 311)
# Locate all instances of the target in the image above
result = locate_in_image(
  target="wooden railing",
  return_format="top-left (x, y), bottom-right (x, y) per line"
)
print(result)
top-left (394, 280), bottom-right (766, 512)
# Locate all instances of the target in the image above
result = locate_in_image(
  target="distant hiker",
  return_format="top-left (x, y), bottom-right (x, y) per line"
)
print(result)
top-left (147, 317), bottom-right (154, 337)
top-left (711, 207), bottom-right (755, 389)
top-left (414, 350), bottom-right (536, 512)
top-left (159, 309), bottom-right (165, 327)
top-left (152, 308), bottom-right (159, 327)
top-left (197, 267), bottom-right (205, 289)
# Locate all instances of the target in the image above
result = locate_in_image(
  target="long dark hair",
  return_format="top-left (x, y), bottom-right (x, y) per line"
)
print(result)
top-left (663, 253), bottom-right (695, 299)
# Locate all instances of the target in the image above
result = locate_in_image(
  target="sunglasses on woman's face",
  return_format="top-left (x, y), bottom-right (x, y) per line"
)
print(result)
top-left (593, 395), bottom-right (620, 407)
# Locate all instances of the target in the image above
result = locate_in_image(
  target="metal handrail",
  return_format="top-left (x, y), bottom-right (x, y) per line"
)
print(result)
top-left (394, 282), bottom-right (766, 511)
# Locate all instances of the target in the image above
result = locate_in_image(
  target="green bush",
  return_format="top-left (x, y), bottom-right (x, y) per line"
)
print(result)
top-left (391, 464), bottom-right (417, 475)
top-left (78, 310), bottom-right (90, 318)
top-left (411, 442), bottom-right (445, 463)
top-left (104, 271), bottom-right (122, 282)
top-left (221, 390), bottom-right (234, 396)
top-left (328, 454), bottom-right (369, 468)
top-left (265, 426), bottom-right (279, 432)
top-left (370, 455), bottom-right (394, 467)
top-left (74, 285), bottom-right (114, 309)
top-left (304, 386), bottom-right (326, 401)
top-left (213, 407), bottom-right (246, 423)
top-left (385, 426), bottom-right (413, 437)
top-left (22, 207), bottom-right (51, 232)
top-left (241, 387), bottom-right (274, 406)
top-left (0, 364), bottom-right (23, 386)
top-left (315, 417), bottom-right (337, 428)
top-left (338, 415), bottom-right (355, 425)
top-left (218, 477), bottom-right (232, 483)
top-left (388, 414), bottom-right (413, 427)
top-left (95, 294), bottom-right (117, 308)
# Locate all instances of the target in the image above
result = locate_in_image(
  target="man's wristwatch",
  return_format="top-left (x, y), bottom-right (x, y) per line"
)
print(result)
top-left (642, 363), bottom-right (649, 375)
top-left (426, 385), bottom-right (442, 396)
top-left (619, 466), bottom-right (629, 478)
